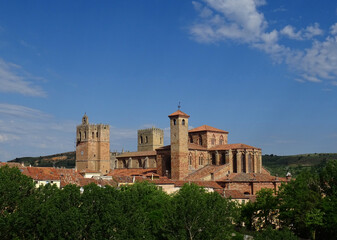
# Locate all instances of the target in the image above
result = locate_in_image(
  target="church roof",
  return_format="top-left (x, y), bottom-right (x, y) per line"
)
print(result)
top-left (168, 110), bottom-right (190, 118)
top-left (117, 151), bottom-right (156, 158)
top-left (156, 143), bottom-right (207, 151)
top-left (189, 125), bottom-right (228, 133)
top-left (209, 143), bottom-right (260, 150)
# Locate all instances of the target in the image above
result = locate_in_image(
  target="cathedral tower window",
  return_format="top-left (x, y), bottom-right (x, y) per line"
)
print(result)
top-left (189, 153), bottom-right (193, 166)
top-left (96, 132), bottom-right (98, 138)
top-left (145, 136), bottom-right (148, 143)
top-left (182, 119), bottom-right (185, 125)
top-left (219, 135), bottom-right (224, 145)
top-left (173, 119), bottom-right (176, 125)
top-left (92, 132), bottom-right (94, 138)
top-left (140, 136), bottom-right (143, 144)
top-left (198, 135), bottom-right (202, 145)
top-left (199, 154), bottom-right (204, 165)
top-left (211, 134), bottom-right (216, 145)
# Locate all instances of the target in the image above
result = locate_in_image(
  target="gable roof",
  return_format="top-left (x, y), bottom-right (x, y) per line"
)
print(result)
top-left (168, 110), bottom-right (190, 118)
top-left (209, 143), bottom-right (260, 151)
top-left (189, 125), bottom-right (228, 134)
top-left (117, 151), bottom-right (156, 158)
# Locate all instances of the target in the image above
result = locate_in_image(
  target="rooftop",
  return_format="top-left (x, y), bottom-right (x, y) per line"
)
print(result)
top-left (189, 125), bottom-right (229, 134)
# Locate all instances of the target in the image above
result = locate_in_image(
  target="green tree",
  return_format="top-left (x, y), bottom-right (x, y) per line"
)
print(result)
top-left (163, 183), bottom-right (239, 240)
top-left (318, 160), bottom-right (337, 239)
top-left (0, 166), bottom-right (35, 239)
top-left (254, 226), bottom-right (298, 240)
top-left (117, 181), bottom-right (170, 240)
top-left (278, 171), bottom-right (322, 239)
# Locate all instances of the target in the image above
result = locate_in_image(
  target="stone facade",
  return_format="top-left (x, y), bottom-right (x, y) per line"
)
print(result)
top-left (76, 114), bottom-right (110, 174)
top-left (137, 127), bottom-right (164, 151)
top-left (75, 109), bottom-right (288, 200)
top-left (169, 110), bottom-right (190, 180)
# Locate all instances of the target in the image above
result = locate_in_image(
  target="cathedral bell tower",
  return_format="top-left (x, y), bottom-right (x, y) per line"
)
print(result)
top-left (76, 114), bottom-right (110, 174)
top-left (169, 108), bottom-right (190, 180)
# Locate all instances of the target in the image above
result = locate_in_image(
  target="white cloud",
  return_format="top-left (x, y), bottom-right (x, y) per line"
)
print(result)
top-left (0, 58), bottom-right (46, 97)
top-left (330, 23), bottom-right (337, 35)
top-left (280, 25), bottom-right (303, 40)
top-left (0, 103), bottom-right (76, 160)
top-left (0, 103), bottom-right (50, 119)
top-left (190, 0), bottom-right (337, 86)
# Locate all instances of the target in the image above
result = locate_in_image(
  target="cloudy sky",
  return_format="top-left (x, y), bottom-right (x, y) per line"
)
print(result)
top-left (0, 0), bottom-right (337, 160)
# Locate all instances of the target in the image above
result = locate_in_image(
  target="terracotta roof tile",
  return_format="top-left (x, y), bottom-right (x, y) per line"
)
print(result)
top-left (209, 143), bottom-right (261, 151)
top-left (156, 143), bottom-right (207, 151)
top-left (218, 172), bottom-right (282, 182)
top-left (188, 143), bottom-right (207, 150)
top-left (168, 110), bottom-right (190, 118)
top-left (117, 151), bottom-right (156, 158)
top-left (224, 190), bottom-right (249, 199)
top-left (189, 125), bottom-right (228, 134)
top-left (107, 168), bottom-right (157, 177)
top-left (174, 181), bottom-right (222, 189)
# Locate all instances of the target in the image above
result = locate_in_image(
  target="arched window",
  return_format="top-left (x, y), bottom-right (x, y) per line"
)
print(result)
top-left (199, 154), bottom-right (204, 165)
top-left (241, 154), bottom-right (246, 173)
top-left (211, 134), bottom-right (216, 145)
top-left (84, 131), bottom-right (87, 139)
top-left (160, 137), bottom-right (162, 144)
top-left (173, 119), bottom-right (176, 125)
top-left (182, 119), bottom-right (185, 125)
top-left (199, 135), bottom-right (203, 145)
top-left (189, 153), bottom-right (193, 166)
top-left (96, 132), bottom-right (98, 138)
top-left (145, 136), bottom-right (148, 143)
top-left (190, 136), bottom-right (193, 143)
top-left (140, 136), bottom-right (143, 144)
top-left (219, 135), bottom-right (224, 145)
top-left (92, 132), bottom-right (94, 138)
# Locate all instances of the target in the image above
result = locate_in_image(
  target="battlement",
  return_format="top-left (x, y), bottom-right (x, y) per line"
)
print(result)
top-left (138, 127), bottom-right (163, 134)
top-left (77, 123), bottom-right (110, 129)
top-left (137, 127), bottom-right (164, 152)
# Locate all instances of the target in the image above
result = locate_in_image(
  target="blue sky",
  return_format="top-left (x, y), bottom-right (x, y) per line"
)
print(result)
top-left (0, 0), bottom-right (337, 160)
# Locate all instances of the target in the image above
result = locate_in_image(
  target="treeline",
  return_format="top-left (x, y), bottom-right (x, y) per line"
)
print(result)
top-left (263, 153), bottom-right (337, 177)
top-left (1, 161), bottom-right (337, 240)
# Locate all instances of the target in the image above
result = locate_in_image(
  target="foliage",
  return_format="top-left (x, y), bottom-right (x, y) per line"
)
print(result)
top-left (163, 183), bottom-right (240, 240)
top-left (262, 153), bottom-right (337, 177)
top-left (254, 227), bottom-right (298, 240)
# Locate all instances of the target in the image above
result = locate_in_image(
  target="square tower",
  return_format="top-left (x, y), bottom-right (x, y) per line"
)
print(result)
top-left (169, 109), bottom-right (190, 180)
top-left (76, 114), bottom-right (110, 174)
top-left (137, 127), bottom-right (164, 151)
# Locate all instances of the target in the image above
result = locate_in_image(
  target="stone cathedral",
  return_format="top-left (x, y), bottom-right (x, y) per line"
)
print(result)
top-left (76, 109), bottom-right (263, 182)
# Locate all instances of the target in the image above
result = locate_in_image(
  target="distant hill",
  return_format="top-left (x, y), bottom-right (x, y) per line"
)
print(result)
top-left (262, 153), bottom-right (337, 177)
top-left (9, 151), bottom-right (337, 177)
top-left (9, 152), bottom-right (76, 168)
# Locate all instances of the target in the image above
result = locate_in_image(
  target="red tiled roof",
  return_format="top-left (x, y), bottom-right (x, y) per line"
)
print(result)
top-left (156, 145), bottom-right (171, 151)
top-left (209, 143), bottom-right (260, 151)
top-left (79, 169), bottom-right (101, 174)
top-left (174, 181), bottom-right (222, 189)
top-left (224, 190), bottom-right (249, 199)
top-left (117, 151), bottom-right (156, 158)
top-left (168, 110), bottom-right (190, 118)
top-left (107, 168), bottom-right (157, 177)
top-left (218, 172), bottom-right (282, 182)
top-left (156, 143), bottom-right (207, 151)
top-left (21, 167), bottom-right (85, 187)
top-left (188, 143), bottom-right (207, 150)
top-left (189, 125), bottom-right (228, 134)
